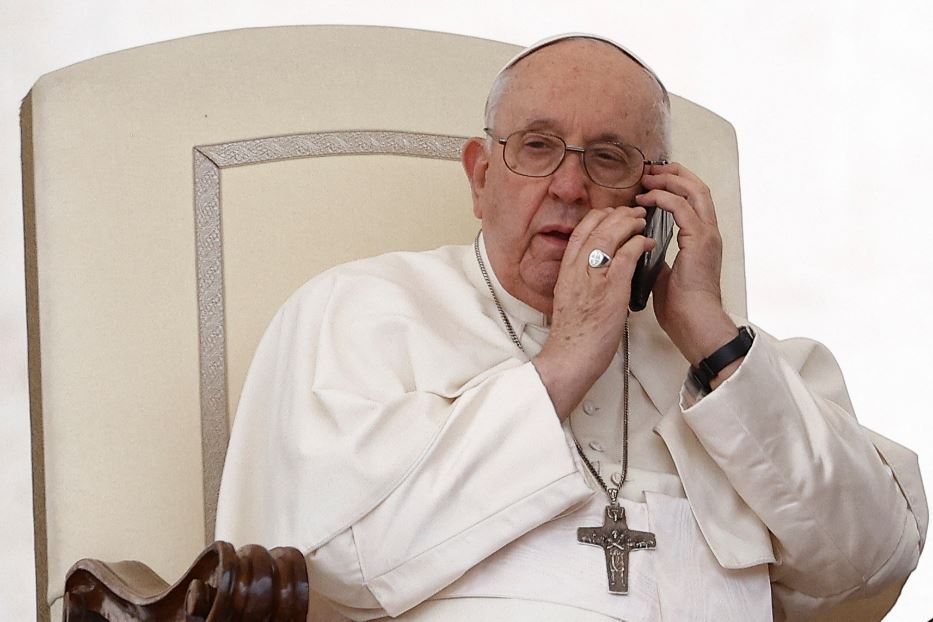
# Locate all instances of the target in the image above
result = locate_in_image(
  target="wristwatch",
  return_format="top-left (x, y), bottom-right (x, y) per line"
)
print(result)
top-left (689, 326), bottom-right (754, 393)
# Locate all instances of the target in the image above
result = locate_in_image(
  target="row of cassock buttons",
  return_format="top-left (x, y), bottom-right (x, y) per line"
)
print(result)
top-left (580, 397), bottom-right (624, 485)
top-left (581, 400), bottom-right (604, 452)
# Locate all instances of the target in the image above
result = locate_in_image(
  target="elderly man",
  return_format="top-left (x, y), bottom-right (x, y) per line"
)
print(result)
top-left (216, 35), bottom-right (926, 621)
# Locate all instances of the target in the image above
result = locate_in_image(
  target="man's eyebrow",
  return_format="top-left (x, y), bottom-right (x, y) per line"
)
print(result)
top-left (592, 131), bottom-right (627, 143)
top-left (523, 117), bottom-right (562, 131)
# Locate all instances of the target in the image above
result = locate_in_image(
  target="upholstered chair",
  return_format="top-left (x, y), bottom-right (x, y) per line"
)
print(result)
top-left (24, 25), bottom-right (762, 621)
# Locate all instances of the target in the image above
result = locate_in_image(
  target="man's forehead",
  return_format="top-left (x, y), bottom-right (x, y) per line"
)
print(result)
top-left (494, 33), bottom-right (667, 96)
top-left (502, 44), bottom-right (666, 133)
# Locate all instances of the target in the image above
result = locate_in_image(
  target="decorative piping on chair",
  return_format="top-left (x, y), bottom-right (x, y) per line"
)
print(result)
top-left (192, 130), bottom-right (466, 543)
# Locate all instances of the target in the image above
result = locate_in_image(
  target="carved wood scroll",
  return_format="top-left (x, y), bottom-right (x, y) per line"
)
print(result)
top-left (62, 541), bottom-right (308, 621)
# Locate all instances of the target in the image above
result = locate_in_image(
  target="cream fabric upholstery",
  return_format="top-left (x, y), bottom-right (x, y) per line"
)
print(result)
top-left (22, 25), bottom-right (745, 621)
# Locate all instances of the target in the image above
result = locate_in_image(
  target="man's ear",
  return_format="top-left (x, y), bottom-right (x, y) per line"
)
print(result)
top-left (461, 137), bottom-right (489, 219)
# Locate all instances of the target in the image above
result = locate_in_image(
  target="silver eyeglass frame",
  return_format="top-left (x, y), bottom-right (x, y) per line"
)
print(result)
top-left (482, 127), bottom-right (668, 189)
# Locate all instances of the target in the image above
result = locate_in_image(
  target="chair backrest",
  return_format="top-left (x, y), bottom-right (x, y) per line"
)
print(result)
top-left (22, 25), bottom-right (745, 621)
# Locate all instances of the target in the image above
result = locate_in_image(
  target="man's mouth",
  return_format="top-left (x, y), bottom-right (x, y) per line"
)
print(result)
top-left (540, 227), bottom-right (573, 242)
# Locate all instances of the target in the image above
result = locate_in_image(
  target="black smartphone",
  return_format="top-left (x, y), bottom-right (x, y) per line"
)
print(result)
top-left (629, 206), bottom-right (674, 312)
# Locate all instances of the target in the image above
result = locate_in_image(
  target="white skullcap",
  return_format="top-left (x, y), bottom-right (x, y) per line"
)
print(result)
top-left (493, 32), bottom-right (668, 97)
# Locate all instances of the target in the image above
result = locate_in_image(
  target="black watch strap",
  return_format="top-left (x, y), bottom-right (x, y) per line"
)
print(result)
top-left (690, 326), bottom-right (754, 392)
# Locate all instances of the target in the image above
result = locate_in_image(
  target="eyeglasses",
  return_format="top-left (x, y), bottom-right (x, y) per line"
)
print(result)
top-left (483, 128), bottom-right (666, 189)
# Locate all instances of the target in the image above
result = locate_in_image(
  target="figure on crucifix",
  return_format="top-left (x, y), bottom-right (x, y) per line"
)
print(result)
top-left (578, 503), bottom-right (656, 594)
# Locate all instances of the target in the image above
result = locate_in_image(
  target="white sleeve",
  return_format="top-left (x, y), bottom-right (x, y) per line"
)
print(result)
top-left (679, 330), bottom-right (927, 619)
top-left (216, 271), bottom-right (593, 620)
top-left (309, 361), bottom-right (593, 619)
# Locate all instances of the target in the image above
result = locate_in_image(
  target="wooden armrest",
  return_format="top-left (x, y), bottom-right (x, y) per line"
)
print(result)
top-left (62, 541), bottom-right (308, 621)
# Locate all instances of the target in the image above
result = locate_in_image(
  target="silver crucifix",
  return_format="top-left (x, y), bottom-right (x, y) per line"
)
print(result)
top-left (577, 503), bottom-right (656, 594)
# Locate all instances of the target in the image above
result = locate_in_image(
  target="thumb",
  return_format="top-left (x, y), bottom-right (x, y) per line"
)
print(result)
top-left (652, 262), bottom-right (672, 310)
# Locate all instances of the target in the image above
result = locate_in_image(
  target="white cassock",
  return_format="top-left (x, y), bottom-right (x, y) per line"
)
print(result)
top-left (215, 235), bottom-right (927, 621)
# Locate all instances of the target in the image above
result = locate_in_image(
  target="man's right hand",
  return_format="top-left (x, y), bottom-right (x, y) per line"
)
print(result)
top-left (532, 206), bottom-right (656, 420)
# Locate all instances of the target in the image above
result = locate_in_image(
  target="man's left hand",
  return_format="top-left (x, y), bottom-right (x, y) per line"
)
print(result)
top-left (635, 162), bottom-right (739, 368)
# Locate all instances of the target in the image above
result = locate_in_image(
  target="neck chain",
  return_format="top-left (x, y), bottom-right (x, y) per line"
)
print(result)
top-left (473, 231), bottom-right (629, 500)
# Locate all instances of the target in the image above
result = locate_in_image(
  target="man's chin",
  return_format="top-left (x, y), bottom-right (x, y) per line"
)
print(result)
top-left (521, 267), bottom-right (560, 304)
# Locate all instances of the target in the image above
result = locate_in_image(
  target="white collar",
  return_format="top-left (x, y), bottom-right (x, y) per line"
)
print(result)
top-left (463, 231), bottom-right (551, 335)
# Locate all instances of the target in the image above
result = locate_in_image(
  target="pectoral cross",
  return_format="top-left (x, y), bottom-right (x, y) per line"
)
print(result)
top-left (577, 502), bottom-right (656, 594)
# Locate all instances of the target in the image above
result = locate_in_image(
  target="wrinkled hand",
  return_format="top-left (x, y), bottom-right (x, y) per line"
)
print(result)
top-left (636, 162), bottom-right (739, 366)
top-left (533, 206), bottom-right (655, 419)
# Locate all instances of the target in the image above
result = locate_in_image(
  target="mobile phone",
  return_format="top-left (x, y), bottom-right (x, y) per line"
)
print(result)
top-left (629, 206), bottom-right (674, 312)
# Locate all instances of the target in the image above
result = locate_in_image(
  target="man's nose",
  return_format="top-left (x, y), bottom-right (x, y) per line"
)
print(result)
top-left (548, 150), bottom-right (589, 206)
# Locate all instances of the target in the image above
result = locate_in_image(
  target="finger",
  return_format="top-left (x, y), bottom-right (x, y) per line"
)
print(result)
top-left (584, 208), bottom-right (648, 270)
top-left (606, 234), bottom-right (656, 283)
top-left (652, 262), bottom-right (672, 300)
top-left (641, 172), bottom-right (707, 204)
top-left (647, 161), bottom-right (703, 185)
top-left (565, 206), bottom-right (645, 267)
top-left (563, 207), bottom-right (614, 267)
top-left (643, 163), bottom-right (717, 224)
top-left (634, 190), bottom-right (702, 234)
